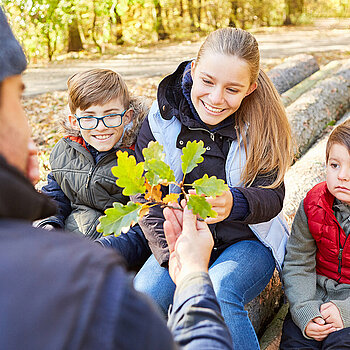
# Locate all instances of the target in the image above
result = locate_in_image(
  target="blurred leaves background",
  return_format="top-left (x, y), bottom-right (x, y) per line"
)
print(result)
top-left (1, 0), bottom-right (349, 63)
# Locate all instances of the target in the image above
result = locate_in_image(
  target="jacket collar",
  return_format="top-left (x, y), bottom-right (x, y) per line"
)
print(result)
top-left (0, 155), bottom-right (57, 221)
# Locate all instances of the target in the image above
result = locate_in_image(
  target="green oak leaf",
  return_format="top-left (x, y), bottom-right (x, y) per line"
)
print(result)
top-left (192, 174), bottom-right (229, 197)
top-left (187, 195), bottom-right (217, 219)
top-left (146, 159), bottom-right (175, 185)
top-left (181, 140), bottom-right (206, 175)
top-left (111, 151), bottom-right (146, 196)
top-left (145, 171), bottom-right (161, 186)
top-left (143, 141), bottom-right (165, 168)
top-left (97, 201), bottom-right (142, 236)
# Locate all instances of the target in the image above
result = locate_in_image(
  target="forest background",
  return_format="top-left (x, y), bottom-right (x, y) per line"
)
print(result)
top-left (1, 0), bottom-right (349, 62)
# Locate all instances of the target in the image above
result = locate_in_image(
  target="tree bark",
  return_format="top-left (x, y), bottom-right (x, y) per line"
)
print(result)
top-left (286, 60), bottom-right (350, 155)
top-left (187, 0), bottom-right (196, 31)
top-left (228, 0), bottom-right (238, 27)
top-left (154, 0), bottom-right (169, 41)
top-left (68, 18), bottom-right (83, 52)
top-left (114, 5), bottom-right (124, 45)
top-left (281, 60), bottom-right (342, 107)
top-left (92, 1), bottom-right (102, 53)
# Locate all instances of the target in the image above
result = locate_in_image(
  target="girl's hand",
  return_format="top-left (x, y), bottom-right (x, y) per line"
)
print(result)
top-left (188, 189), bottom-right (233, 224)
top-left (320, 302), bottom-right (344, 330)
top-left (305, 317), bottom-right (335, 341)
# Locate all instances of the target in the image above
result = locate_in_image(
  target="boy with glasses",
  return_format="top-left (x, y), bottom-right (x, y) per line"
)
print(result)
top-left (37, 69), bottom-right (151, 268)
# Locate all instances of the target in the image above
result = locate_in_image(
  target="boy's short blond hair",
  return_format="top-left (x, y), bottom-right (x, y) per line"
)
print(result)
top-left (326, 119), bottom-right (350, 162)
top-left (67, 69), bottom-right (130, 114)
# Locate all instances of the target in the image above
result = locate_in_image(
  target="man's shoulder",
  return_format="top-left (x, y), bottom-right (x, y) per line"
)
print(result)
top-left (0, 219), bottom-right (125, 272)
top-left (0, 219), bottom-right (131, 349)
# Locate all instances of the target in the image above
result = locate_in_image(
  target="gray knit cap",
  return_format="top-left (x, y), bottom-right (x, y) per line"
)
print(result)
top-left (0, 8), bottom-right (27, 83)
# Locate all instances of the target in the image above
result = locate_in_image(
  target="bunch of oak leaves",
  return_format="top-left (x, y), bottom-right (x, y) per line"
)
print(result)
top-left (97, 140), bottom-right (228, 237)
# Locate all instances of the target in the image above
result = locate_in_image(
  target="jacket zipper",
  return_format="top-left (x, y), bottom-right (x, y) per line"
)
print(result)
top-left (188, 126), bottom-right (215, 141)
top-left (85, 152), bottom-right (115, 208)
top-left (336, 224), bottom-right (349, 280)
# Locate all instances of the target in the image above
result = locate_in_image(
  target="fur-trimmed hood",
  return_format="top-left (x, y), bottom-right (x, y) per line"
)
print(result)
top-left (61, 95), bottom-right (151, 148)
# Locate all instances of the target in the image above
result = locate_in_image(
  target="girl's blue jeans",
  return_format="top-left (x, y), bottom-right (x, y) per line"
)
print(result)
top-left (134, 239), bottom-right (275, 349)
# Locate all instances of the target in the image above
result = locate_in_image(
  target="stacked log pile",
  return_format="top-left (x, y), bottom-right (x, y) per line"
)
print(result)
top-left (267, 54), bottom-right (319, 94)
top-left (244, 55), bottom-right (350, 339)
top-left (286, 60), bottom-right (350, 155)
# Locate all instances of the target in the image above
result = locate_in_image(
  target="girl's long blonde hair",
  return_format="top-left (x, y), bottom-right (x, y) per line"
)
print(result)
top-left (195, 28), bottom-right (292, 188)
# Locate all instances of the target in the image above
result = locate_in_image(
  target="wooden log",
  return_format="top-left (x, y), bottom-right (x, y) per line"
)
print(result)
top-left (267, 54), bottom-right (319, 94)
top-left (286, 59), bottom-right (350, 156)
top-left (246, 270), bottom-right (283, 335)
top-left (281, 60), bottom-right (343, 107)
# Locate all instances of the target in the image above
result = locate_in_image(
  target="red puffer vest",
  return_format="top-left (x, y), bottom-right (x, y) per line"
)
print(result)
top-left (304, 181), bottom-right (350, 283)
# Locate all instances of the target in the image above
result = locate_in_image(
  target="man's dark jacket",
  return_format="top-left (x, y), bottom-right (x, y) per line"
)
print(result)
top-left (0, 155), bottom-right (175, 349)
top-left (0, 155), bottom-right (233, 350)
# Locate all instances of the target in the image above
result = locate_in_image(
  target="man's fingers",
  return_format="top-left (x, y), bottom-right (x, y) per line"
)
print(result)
top-left (164, 207), bottom-right (183, 252)
top-left (164, 206), bottom-right (182, 232)
top-left (182, 206), bottom-right (197, 234)
top-left (164, 219), bottom-right (177, 253)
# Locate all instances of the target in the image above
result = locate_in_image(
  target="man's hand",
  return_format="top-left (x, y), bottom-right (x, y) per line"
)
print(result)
top-left (26, 138), bottom-right (40, 185)
top-left (188, 189), bottom-right (233, 224)
top-left (320, 302), bottom-right (344, 330)
top-left (163, 203), bottom-right (214, 285)
top-left (305, 317), bottom-right (336, 341)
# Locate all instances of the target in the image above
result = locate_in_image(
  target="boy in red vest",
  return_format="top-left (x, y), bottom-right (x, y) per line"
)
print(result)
top-left (280, 119), bottom-right (350, 349)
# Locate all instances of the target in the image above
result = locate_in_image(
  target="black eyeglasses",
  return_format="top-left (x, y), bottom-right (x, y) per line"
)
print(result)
top-left (74, 110), bottom-right (127, 130)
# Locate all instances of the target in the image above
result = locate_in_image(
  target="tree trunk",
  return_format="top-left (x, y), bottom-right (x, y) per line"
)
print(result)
top-left (179, 0), bottom-right (184, 17)
top-left (284, 0), bottom-right (304, 25)
top-left (197, 0), bottom-right (202, 28)
top-left (187, 0), bottom-right (196, 31)
top-left (68, 18), bottom-right (83, 52)
top-left (92, 1), bottom-right (102, 53)
top-left (154, 0), bottom-right (169, 41)
top-left (46, 31), bottom-right (53, 61)
top-left (267, 54), bottom-right (319, 95)
top-left (286, 60), bottom-right (350, 155)
top-left (228, 0), bottom-right (238, 27)
top-left (114, 4), bottom-right (124, 45)
top-left (281, 60), bottom-right (342, 107)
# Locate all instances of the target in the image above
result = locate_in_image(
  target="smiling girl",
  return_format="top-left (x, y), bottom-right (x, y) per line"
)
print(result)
top-left (133, 28), bottom-right (292, 348)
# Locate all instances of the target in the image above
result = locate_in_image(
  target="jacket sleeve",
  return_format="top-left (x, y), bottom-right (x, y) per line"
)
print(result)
top-left (226, 171), bottom-right (285, 224)
top-left (114, 274), bottom-right (176, 350)
top-left (37, 172), bottom-right (72, 228)
top-left (132, 116), bottom-right (170, 266)
top-left (168, 272), bottom-right (233, 349)
top-left (282, 200), bottom-right (323, 337)
top-left (115, 271), bottom-right (233, 350)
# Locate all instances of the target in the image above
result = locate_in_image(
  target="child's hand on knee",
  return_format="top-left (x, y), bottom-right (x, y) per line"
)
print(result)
top-left (320, 302), bottom-right (344, 330)
top-left (305, 317), bottom-right (336, 341)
